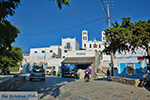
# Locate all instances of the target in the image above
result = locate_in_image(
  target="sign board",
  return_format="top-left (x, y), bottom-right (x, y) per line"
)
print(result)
top-left (76, 53), bottom-right (86, 55)
top-left (137, 56), bottom-right (150, 60)
top-left (23, 53), bottom-right (30, 56)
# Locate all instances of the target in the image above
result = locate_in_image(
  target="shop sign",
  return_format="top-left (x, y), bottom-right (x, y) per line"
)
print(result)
top-left (76, 53), bottom-right (85, 55)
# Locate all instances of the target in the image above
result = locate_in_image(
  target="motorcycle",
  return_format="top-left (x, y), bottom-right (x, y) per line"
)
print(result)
top-left (140, 72), bottom-right (149, 87)
top-left (84, 72), bottom-right (90, 82)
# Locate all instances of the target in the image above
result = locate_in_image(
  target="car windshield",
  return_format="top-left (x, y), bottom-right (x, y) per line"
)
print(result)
top-left (33, 67), bottom-right (44, 73)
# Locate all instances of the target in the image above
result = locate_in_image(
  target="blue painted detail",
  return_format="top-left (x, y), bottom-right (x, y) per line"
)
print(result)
top-left (33, 64), bottom-right (36, 66)
top-left (146, 62), bottom-right (149, 70)
top-left (135, 63), bottom-right (141, 74)
top-left (75, 63), bottom-right (91, 65)
top-left (45, 63), bottom-right (48, 66)
top-left (26, 64), bottom-right (30, 73)
top-left (76, 53), bottom-right (85, 55)
top-left (61, 63), bottom-right (76, 70)
top-left (120, 63), bottom-right (126, 74)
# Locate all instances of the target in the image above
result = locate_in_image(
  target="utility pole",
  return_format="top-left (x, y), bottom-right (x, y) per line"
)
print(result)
top-left (106, 2), bottom-right (114, 76)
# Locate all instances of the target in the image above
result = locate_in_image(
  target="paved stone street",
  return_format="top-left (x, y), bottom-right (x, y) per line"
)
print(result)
top-left (14, 76), bottom-right (150, 100)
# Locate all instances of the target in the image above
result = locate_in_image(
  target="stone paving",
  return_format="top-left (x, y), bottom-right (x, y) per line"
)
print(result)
top-left (14, 76), bottom-right (150, 100)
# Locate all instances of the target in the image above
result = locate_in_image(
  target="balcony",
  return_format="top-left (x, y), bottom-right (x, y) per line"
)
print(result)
top-left (64, 46), bottom-right (72, 50)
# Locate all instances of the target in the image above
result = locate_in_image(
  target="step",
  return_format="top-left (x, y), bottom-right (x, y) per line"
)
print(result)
top-left (97, 73), bottom-right (106, 76)
top-left (97, 76), bottom-right (107, 78)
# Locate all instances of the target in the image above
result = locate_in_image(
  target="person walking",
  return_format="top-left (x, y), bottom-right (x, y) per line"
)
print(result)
top-left (107, 69), bottom-right (110, 81)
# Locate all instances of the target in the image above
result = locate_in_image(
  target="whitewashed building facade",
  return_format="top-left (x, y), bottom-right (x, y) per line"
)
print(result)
top-left (61, 37), bottom-right (79, 58)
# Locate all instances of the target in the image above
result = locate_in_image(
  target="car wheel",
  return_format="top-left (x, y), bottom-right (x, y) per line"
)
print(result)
top-left (41, 79), bottom-right (45, 82)
top-left (30, 78), bottom-right (32, 81)
top-left (7, 71), bottom-right (10, 75)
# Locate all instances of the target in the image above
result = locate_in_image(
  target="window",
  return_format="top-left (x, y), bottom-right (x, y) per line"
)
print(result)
top-left (33, 67), bottom-right (44, 73)
top-left (50, 50), bottom-right (53, 52)
top-left (66, 42), bottom-right (71, 49)
top-left (83, 32), bottom-right (87, 35)
top-left (34, 51), bottom-right (37, 53)
top-left (63, 56), bottom-right (65, 58)
top-left (89, 44), bottom-right (92, 48)
top-left (103, 37), bottom-right (106, 40)
top-left (42, 51), bottom-right (45, 53)
top-left (83, 37), bottom-right (87, 40)
top-left (93, 44), bottom-right (97, 48)
top-left (99, 44), bottom-right (101, 48)
top-left (64, 50), bottom-right (67, 53)
top-left (84, 44), bottom-right (86, 47)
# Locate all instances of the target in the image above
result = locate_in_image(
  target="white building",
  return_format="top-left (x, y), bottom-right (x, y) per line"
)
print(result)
top-left (21, 38), bottom-right (79, 75)
top-left (61, 50), bottom-right (100, 78)
top-left (30, 45), bottom-right (61, 64)
top-left (81, 29), bottom-right (111, 69)
top-left (82, 30), bottom-right (105, 52)
top-left (61, 37), bottom-right (79, 58)
top-left (113, 47), bottom-right (149, 79)
top-left (22, 45), bottom-right (63, 74)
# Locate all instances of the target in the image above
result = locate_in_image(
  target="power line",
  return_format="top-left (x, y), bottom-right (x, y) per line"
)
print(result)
top-left (19, 17), bottom-right (107, 36)
top-left (101, 0), bottom-right (108, 15)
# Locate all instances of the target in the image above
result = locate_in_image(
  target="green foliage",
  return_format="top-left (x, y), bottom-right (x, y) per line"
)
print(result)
top-left (0, 46), bottom-right (23, 69)
top-left (0, 0), bottom-right (20, 55)
top-left (0, 0), bottom-right (20, 18)
top-left (103, 17), bottom-right (150, 56)
top-left (50, 0), bottom-right (70, 9)
top-left (0, 18), bottom-right (20, 55)
top-left (9, 65), bottom-right (19, 71)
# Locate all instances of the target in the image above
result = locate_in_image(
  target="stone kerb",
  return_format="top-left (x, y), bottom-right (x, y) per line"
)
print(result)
top-left (111, 77), bottom-right (140, 87)
top-left (0, 76), bottom-right (25, 91)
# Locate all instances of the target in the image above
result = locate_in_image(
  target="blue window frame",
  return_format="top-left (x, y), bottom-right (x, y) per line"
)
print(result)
top-left (66, 43), bottom-right (70, 49)
top-left (35, 51), bottom-right (37, 53)
top-left (63, 56), bottom-right (65, 58)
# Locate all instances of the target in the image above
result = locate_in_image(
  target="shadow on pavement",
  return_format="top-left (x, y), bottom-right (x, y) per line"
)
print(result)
top-left (13, 76), bottom-right (78, 99)
top-left (94, 78), bottom-right (108, 81)
top-left (145, 87), bottom-right (150, 92)
top-left (144, 82), bottom-right (150, 92)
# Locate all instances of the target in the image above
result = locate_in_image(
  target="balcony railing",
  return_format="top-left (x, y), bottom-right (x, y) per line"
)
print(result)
top-left (64, 46), bottom-right (72, 50)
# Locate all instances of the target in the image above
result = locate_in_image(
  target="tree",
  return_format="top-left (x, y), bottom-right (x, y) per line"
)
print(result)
top-left (103, 17), bottom-right (150, 72)
top-left (0, 46), bottom-right (23, 69)
top-left (0, 0), bottom-right (21, 55)
top-left (52, 0), bottom-right (70, 9)
top-left (131, 19), bottom-right (150, 69)
top-left (103, 18), bottom-right (133, 75)
top-left (0, 0), bottom-right (70, 55)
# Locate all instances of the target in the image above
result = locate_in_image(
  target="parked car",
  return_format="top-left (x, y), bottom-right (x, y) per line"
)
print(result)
top-left (45, 66), bottom-right (56, 75)
top-left (29, 67), bottom-right (45, 81)
top-left (0, 67), bottom-right (10, 75)
top-left (46, 66), bottom-right (52, 75)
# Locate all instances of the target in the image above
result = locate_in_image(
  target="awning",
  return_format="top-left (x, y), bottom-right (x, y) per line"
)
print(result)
top-left (61, 66), bottom-right (76, 70)
top-left (61, 57), bottom-right (95, 64)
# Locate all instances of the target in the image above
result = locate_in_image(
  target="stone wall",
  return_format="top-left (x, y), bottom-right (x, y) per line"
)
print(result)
top-left (111, 77), bottom-right (140, 87)
top-left (0, 76), bottom-right (25, 91)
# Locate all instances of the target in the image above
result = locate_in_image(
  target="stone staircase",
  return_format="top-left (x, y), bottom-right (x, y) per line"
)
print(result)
top-left (97, 60), bottom-right (111, 78)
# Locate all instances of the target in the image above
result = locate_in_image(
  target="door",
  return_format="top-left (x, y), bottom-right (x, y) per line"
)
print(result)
top-left (127, 63), bottom-right (134, 74)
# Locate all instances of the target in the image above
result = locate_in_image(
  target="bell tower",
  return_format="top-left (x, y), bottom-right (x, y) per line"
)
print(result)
top-left (82, 29), bottom-right (88, 48)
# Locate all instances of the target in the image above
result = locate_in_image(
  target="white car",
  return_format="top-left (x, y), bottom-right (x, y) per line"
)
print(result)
top-left (29, 67), bottom-right (45, 81)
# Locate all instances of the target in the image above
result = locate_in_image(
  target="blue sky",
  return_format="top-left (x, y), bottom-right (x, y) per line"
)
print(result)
top-left (7, 0), bottom-right (150, 52)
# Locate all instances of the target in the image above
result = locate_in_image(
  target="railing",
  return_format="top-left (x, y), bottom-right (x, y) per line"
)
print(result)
top-left (64, 46), bottom-right (72, 50)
